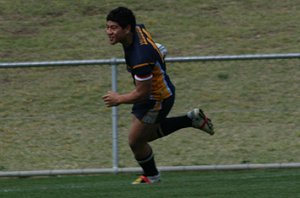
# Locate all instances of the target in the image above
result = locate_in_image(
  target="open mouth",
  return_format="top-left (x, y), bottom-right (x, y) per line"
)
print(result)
top-left (109, 36), bottom-right (116, 43)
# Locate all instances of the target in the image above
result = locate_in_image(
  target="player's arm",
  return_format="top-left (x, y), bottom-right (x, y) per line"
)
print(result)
top-left (102, 79), bottom-right (151, 107)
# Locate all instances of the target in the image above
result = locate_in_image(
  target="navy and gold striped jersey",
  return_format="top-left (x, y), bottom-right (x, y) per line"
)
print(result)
top-left (123, 24), bottom-right (175, 101)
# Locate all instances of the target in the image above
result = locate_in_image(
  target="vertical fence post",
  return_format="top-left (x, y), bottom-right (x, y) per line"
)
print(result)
top-left (111, 58), bottom-right (119, 174)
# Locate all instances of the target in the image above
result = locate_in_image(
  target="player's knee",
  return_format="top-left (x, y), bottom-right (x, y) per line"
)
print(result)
top-left (128, 139), bottom-right (139, 152)
top-left (128, 138), bottom-right (146, 153)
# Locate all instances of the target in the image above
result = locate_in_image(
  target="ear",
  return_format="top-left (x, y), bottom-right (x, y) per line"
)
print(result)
top-left (124, 25), bottom-right (131, 34)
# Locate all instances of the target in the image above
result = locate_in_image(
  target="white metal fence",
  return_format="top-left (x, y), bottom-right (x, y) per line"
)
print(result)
top-left (0, 53), bottom-right (299, 177)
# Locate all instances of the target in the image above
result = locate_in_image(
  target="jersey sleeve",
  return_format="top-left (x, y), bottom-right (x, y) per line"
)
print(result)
top-left (132, 63), bottom-right (153, 81)
top-left (131, 46), bottom-right (155, 81)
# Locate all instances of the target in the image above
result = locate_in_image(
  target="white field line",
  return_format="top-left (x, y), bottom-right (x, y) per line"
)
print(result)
top-left (0, 163), bottom-right (300, 177)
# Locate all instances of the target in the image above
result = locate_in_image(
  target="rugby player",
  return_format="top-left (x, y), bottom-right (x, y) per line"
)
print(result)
top-left (103, 7), bottom-right (214, 184)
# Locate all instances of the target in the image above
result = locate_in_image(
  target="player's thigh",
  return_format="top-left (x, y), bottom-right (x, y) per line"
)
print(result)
top-left (128, 116), bottom-right (159, 145)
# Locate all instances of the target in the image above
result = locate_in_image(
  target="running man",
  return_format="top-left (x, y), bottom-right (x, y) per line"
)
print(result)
top-left (103, 7), bottom-right (214, 184)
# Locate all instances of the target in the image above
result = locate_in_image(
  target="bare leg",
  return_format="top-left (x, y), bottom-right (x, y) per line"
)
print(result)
top-left (128, 115), bottom-right (159, 159)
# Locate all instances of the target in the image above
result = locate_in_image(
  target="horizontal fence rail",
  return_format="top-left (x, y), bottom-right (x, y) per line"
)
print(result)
top-left (1, 53), bottom-right (300, 68)
top-left (1, 163), bottom-right (300, 177)
top-left (0, 53), bottom-right (299, 177)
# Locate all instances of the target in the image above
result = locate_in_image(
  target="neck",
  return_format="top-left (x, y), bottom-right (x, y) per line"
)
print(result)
top-left (122, 32), bottom-right (133, 48)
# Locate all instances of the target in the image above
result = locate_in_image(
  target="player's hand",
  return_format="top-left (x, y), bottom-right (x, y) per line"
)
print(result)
top-left (102, 91), bottom-right (120, 107)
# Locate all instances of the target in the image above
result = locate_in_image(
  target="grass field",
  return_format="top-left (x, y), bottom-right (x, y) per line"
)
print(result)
top-left (0, 0), bottom-right (299, 171)
top-left (1, 0), bottom-right (300, 61)
top-left (0, 169), bottom-right (299, 198)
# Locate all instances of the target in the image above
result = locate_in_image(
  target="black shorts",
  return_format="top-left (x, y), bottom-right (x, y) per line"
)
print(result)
top-left (131, 95), bottom-right (175, 124)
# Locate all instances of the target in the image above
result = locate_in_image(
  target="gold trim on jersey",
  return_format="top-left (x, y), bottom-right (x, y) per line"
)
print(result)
top-left (135, 26), bottom-right (165, 62)
top-left (146, 37), bottom-right (165, 62)
top-left (132, 62), bottom-right (154, 70)
top-left (150, 63), bottom-right (172, 100)
top-left (131, 25), bottom-right (172, 101)
top-left (136, 26), bottom-right (147, 45)
top-left (141, 28), bottom-right (153, 40)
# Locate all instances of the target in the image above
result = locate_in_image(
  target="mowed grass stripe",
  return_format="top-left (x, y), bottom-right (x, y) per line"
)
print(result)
top-left (0, 169), bottom-right (299, 198)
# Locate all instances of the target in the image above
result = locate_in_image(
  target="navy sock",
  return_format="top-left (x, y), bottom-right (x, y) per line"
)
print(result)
top-left (157, 115), bottom-right (192, 137)
top-left (136, 150), bottom-right (159, 176)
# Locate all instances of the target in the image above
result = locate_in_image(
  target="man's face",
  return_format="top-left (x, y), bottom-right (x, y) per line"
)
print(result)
top-left (106, 20), bottom-right (128, 45)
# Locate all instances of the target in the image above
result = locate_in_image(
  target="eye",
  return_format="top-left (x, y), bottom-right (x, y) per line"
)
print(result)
top-left (106, 23), bottom-right (120, 32)
top-left (110, 25), bottom-right (118, 30)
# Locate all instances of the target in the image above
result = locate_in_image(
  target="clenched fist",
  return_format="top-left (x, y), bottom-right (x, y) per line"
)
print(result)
top-left (102, 91), bottom-right (120, 107)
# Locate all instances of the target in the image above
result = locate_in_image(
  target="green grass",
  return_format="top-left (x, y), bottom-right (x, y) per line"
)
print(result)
top-left (0, 169), bottom-right (299, 198)
top-left (0, 0), bottom-right (299, 171)
top-left (0, 61), bottom-right (299, 171)
top-left (1, 0), bottom-right (300, 61)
